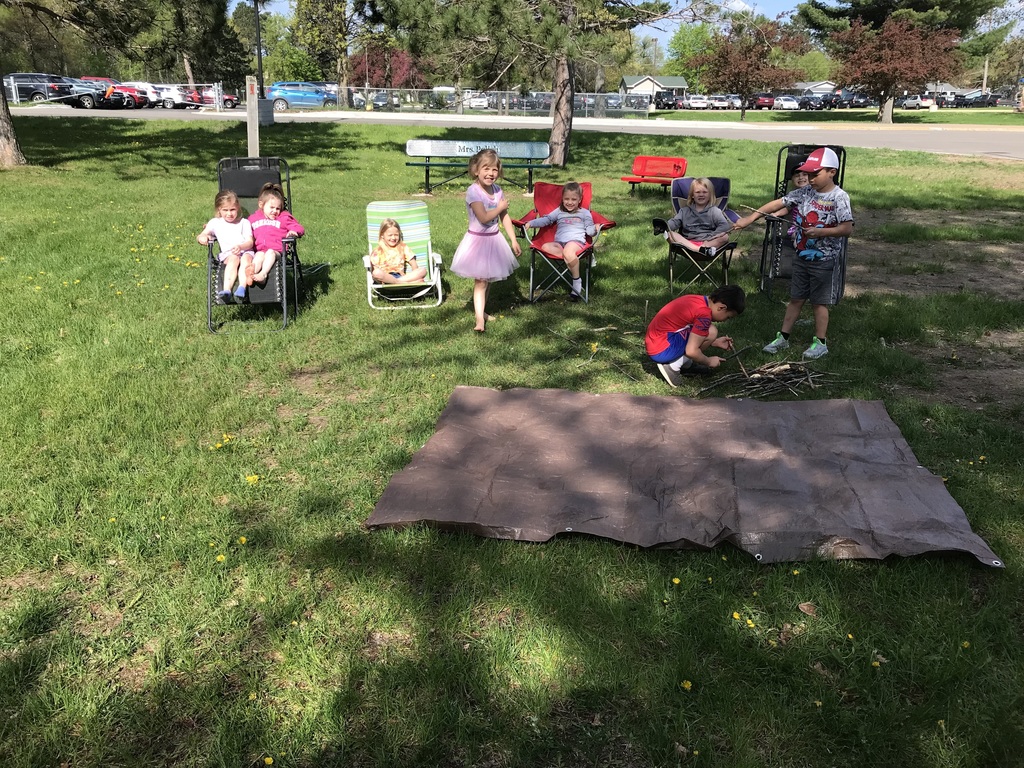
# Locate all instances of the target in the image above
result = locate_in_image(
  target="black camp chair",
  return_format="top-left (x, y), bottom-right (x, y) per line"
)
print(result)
top-left (206, 157), bottom-right (303, 333)
top-left (758, 145), bottom-right (848, 300)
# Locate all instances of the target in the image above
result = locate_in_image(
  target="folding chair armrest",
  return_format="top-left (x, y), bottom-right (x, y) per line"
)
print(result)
top-left (363, 255), bottom-right (373, 271)
top-left (429, 251), bottom-right (443, 267)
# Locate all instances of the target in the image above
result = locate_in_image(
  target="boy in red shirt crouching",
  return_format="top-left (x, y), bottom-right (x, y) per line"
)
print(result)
top-left (645, 285), bottom-right (745, 387)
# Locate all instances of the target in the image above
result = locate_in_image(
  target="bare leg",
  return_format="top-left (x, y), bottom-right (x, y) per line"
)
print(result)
top-left (780, 299), bottom-right (806, 334)
top-left (562, 242), bottom-right (584, 279)
top-left (221, 253), bottom-right (241, 292)
top-left (812, 304), bottom-right (830, 339)
top-left (396, 266), bottom-right (427, 283)
top-left (254, 250), bottom-right (278, 283)
top-left (246, 253), bottom-right (262, 286)
top-left (473, 279), bottom-right (488, 332)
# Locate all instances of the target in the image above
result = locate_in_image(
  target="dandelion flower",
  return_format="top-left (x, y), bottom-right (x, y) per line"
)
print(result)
top-left (239, 536), bottom-right (247, 544)
top-left (672, 577), bottom-right (680, 585)
top-left (732, 612), bottom-right (740, 620)
top-left (216, 554), bottom-right (226, 562)
top-left (746, 619), bottom-right (755, 627)
top-left (246, 474), bottom-right (260, 484)
top-left (108, 517), bottom-right (116, 523)
top-left (872, 661), bottom-right (880, 668)
top-left (847, 633), bottom-right (854, 640)
top-left (814, 700), bottom-right (822, 707)
top-left (680, 680), bottom-right (692, 691)
top-left (264, 759), bottom-right (274, 766)
top-left (961, 641), bottom-right (970, 649)
top-left (792, 569), bottom-right (800, 575)
top-left (249, 692), bottom-right (257, 700)
top-left (979, 455), bottom-right (986, 461)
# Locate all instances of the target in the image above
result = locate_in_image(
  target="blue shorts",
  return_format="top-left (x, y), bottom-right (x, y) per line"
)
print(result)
top-left (650, 330), bottom-right (690, 363)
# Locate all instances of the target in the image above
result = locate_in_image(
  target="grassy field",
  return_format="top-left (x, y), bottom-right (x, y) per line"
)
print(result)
top-left (2, 115), bottom-right (1024, 768)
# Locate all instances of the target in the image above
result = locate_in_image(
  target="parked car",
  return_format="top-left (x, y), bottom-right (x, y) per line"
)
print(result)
top-left (468, 93), bottom-right (490, 110)
top-left (625, 93), bottom-right (650, 109)
top-left (267, 82), bottom-right (334, 110)
top-left (848, 93), bottom-right (875, 108)
top-left (187, 87), bottom-right (240, 109)
top-left (933, 95), bottom-right (952, 108)
top-left (685, 94), bottom-right (709, 109)
top-left (80, 76), bottom-right (150, 108)
top-left (371, 91), bottom-right (399, 109)
top-left (798, 95), bottom-right (824, 110)
top-left (152, 84), bottom-right (197, 109)
top-left (818, 93), bottom-right (843, 109)
top-left (726, 94), bottom-right (742, 109)
top-left (602, 94), bottom-right (622, 109)
top-left (893, 95), bottom-right (909, 108)
top-left (903, 94), bottom-right (935, 109)
top-left (773, 95), bottom-right (800, 110)
top-left (708, 94), bottom-right (730, 110)
top-left (970, 93), bottom-right (1001, 107)
top-left (654, 91), bottom-right (677, 110)
top-left (3, 72), bottom-right (74, 104)
top-left (62, 77), bottom-right (119, 109)
top-left (121, 81), bottom-right (161, 108)
top-left (748, 93), bottom-right (775, 110)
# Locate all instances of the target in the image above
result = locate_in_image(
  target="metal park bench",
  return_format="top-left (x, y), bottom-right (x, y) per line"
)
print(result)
top-left (405, 139), bottom-right (551, 194)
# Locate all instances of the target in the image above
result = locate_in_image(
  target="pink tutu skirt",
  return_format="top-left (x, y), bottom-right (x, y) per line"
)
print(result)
top-left (450, 230), bottom-right (520, 281)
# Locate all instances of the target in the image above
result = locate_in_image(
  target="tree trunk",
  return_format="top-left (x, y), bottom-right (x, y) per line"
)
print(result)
top-left (594, 65), bottom-right (606, 118)
top-left (877, 96), bottom-right (893, 124)
top-left (183, 54), bottom-right (196, 90)
top-left (547, 55), bottom-right (574, 167)
top-left (0, 93), bottom-right (27, 167)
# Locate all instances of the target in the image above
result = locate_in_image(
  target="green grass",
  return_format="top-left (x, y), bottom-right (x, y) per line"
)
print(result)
top-left (3, 115), bottom-right (1024, 767)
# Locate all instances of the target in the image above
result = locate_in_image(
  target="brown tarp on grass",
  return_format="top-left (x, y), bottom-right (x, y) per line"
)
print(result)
top-left (367, 386), bottom-right (1003, 567)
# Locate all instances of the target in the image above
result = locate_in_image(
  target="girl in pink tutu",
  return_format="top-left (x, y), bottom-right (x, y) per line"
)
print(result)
top-left (449, 149), bottom-right (522, 332)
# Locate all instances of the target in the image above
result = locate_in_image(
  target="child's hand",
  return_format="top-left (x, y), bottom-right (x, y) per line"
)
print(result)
top-left (197, 233), bottom-right (209, 245)
top-left (287, 230), bottom-right (300, 238)
top-left (707, 356), bottom-right (723, 369)
top-left (511, 240), bottom-right (521, 257)
top-left (712, 336), bottom-right (734, 352)
top-left (801, 223), bottom-right (825, 237)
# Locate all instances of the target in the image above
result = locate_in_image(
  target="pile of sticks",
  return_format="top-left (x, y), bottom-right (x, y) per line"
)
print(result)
top-left (699, 351), bottom-right (841, 399)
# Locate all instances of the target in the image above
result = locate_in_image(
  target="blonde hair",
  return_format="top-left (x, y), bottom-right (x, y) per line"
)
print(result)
top-left (687, 178), bottom-right (718, 208)
top-left (377, 218), bottom-right (403, 242)
top-left (468, 148), bottom-right (503, 181)
top-left (214, 190), bottom-right (239, 209)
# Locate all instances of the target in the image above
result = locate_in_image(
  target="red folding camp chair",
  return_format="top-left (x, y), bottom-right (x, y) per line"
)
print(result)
top-left (513, 181), bottom-right (616, 303)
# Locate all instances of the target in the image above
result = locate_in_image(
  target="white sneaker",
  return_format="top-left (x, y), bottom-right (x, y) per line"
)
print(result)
top-left (763, 332), bottom-right (790, 354)
top-left (803, 339), bottom-right (829, 360)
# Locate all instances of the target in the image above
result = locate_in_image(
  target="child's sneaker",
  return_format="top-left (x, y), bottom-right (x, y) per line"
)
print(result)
top-left (698, 245), bottom-right (717, 257)
top-left (803, 339), bottom-right (829, 360)
top-left (215, 290), bottom-right (233, 305)
top-left (657, 363), bottom-right (682, 388)
top-left (762, 332), bottom-right (790, 354)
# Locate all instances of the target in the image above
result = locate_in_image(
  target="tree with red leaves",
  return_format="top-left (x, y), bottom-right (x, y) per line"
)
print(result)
top-left (700, 16), bottom-right (804, 122)
top-left (830, 18), bottom-right (960, 123)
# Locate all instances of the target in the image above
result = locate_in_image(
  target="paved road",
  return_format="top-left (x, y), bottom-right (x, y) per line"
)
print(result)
top-left (15, 104), bottom-right (1024, 161)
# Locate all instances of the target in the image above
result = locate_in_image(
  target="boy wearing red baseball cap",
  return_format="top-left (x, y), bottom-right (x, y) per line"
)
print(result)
top-left (733, 147), bottom-right (853, 360)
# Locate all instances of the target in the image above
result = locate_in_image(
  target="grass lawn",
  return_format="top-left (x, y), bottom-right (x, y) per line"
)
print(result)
top-left (2, 115), bottom-right (1024, 768)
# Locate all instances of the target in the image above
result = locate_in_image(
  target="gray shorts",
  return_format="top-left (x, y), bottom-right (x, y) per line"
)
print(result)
top-left (790, 258), bottom-right (840, 305)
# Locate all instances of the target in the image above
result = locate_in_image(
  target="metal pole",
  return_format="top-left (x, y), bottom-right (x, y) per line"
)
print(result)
top-left (254, 0), bottom-right (265, 99)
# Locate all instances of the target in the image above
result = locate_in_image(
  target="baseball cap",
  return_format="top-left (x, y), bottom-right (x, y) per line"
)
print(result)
top-left (797, 147), bottom-right (839, 172)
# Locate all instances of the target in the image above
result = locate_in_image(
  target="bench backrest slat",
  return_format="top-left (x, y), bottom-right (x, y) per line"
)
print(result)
top-left (406, 139), bottom-right (549, 160)
top-left (631, 155), bottom-right (687, 178)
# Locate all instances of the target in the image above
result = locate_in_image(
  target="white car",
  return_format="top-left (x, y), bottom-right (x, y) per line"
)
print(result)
top-left (727, 94), bottom-right (742, 109)
top-left (469, 95), bottom-right (489, 109)
top-left (686, 94), bottom-right (709, 109)
top-left (903, 94), bottom-right (935, 109)
top-left (708, 94), bottom-right (730, 110)
top-left (153, 84), bottom-right (194, 109)
top-left (773, 95), bottom-right (800, 110)
top-left (121, 81), bottom-right (161, 108)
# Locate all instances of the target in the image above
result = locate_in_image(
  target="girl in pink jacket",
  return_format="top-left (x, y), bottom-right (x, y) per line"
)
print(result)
top-left (248, 182), bottom-right (305, 285)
